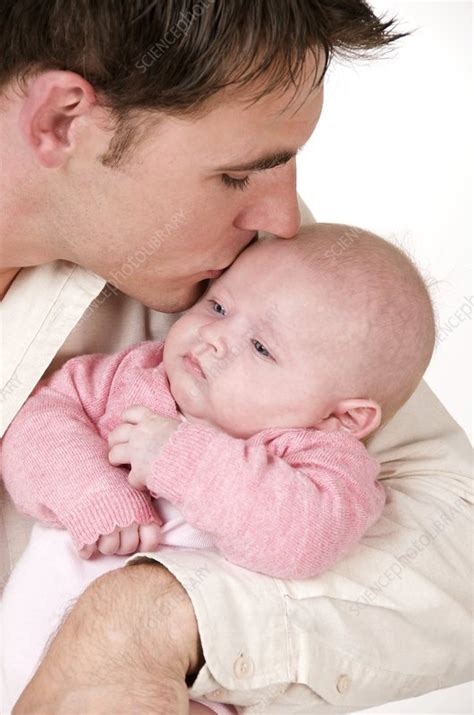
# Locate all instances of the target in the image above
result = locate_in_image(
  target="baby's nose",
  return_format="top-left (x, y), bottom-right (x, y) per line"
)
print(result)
top-left (197, 323), bottom-right (228, 358)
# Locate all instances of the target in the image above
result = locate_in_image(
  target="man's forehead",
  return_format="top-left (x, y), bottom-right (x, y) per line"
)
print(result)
top-left (203, 82), bottom-right (323, 167)
top-left (234, 45), bottom-right (326, 113)
top-left (224, 73), bottom-right (324, 125)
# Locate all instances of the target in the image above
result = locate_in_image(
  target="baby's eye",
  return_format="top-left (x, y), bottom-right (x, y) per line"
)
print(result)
top-left (208, 299), bottom-right (226, 316)
top-left (252, 339), bottom-right (272, 359)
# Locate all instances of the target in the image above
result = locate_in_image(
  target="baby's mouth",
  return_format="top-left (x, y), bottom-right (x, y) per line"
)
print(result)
top-left (182, 352), bottom-right (206, 380)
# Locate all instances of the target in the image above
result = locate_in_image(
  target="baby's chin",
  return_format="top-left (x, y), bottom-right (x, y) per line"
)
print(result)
top-left (167, 370), bottom-right (258, 437)
top-left (174, 396), bottom-right (251, 437)
top-left (167, 378), bottom-right (214, 427)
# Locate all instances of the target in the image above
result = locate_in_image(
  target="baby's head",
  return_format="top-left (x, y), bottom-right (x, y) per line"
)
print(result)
top-left (163, 223), bottom-right (435, 440)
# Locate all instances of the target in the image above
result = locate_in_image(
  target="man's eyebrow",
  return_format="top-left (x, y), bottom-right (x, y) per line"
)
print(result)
top-left (216, 150), bottom-right (297, 174)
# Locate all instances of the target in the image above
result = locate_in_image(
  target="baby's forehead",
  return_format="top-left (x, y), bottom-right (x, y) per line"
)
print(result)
top-left (246, 227), bottom-right (395, 292)
top-left (236, 237), bottom-right (317, 280)
top-left (231, 231), bottom-right (388, 320)
top-left (228, 226), bottom-right (421, 325)
top-left (229, 239), bottom-right (337, 308)
top-left (236, 250), bottom-right (338, 326)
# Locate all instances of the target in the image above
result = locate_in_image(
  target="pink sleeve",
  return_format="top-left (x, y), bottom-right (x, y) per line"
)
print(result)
top-left (147, 425), bottom-right (385, 579)
top-left (1, 345), bottom-right (162, 548)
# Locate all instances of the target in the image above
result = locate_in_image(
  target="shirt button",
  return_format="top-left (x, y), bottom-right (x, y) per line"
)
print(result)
top-left (336, 674), bottom-right (351, 694)
top-left (233, 654), bottom-right (255, 679)
top-left (208, 689), bottom-right (224, 698)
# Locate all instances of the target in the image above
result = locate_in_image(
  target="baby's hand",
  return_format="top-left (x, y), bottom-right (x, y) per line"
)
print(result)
top-left (78, 522), bottom-right (162, 560)
top-left (108, 406), bottom-right (181, 491)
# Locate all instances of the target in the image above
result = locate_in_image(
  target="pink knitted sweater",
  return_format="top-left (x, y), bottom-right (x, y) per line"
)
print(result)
top-left (2, 341), bottom-right (385, 579)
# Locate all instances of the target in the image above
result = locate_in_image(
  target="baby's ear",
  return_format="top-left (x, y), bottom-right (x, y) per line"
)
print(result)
top-left (314, 399), bottom-right (381, 440)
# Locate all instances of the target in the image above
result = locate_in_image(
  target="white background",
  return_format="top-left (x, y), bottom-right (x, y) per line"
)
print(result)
top-left (297, 1), bottom-right (472, 712)
top-left (298, 0), bottom-right (472, 440)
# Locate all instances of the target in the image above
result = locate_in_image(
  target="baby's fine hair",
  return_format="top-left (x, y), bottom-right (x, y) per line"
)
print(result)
top-left (287, 223), bottom-right (436, 423)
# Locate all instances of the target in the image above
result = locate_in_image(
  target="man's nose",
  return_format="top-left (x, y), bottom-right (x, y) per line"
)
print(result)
top-left (234, 160), bottom-right (301, 239)
top-left (197, 322), bottom-right (228, 358)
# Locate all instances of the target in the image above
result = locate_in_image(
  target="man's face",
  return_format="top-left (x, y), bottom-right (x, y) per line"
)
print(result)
top-left (59, 75), bottom-right (324, 311)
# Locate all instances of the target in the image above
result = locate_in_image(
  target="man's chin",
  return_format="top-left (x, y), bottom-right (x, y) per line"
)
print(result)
top-left (139, 280), bottom-right (208, 313)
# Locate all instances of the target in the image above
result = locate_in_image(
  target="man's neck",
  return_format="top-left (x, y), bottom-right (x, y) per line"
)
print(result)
top-left (0, 119), bottom-right (61, 290)
top-left (0, 205), bottom-right (61, 299)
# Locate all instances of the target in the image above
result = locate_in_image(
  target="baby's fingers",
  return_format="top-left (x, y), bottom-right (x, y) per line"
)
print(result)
top-left (97, 530), bottom-right (120, 556)
top-left (108, 423), bottom-right (133, 448)
top-left (128, 468), bottom-right (147, 491)
top-left (108, 443), bottom-right (130, 466)
top-left (78, 543), bottom-right (96, 560)
top-left (116, 524), bottom-right (140, 555)
top-left (138, 522), bottom-right (162, 552)
top-left (121, 405), bottom-right (154, 425)
top-left (78, 522), bottom-right (160, 560)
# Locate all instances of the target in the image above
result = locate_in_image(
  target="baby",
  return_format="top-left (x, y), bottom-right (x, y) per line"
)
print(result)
top-left (3, 221), bottom-right (435, 576)
top-left (2, 223), bottom-right (435, 715)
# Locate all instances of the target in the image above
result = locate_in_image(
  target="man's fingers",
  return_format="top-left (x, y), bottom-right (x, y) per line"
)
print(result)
top-left (97, 530), bottom-right (120, 555)
top-left (116, 524), bottom-right (140, 555)
top-left (120, 405), bottom-right (153, 425)
top-left (108, 444), bottom-right (130, 466)
top-left (138, 522), bottom-right (162, 552)
top-left (108, 423), bottom-right (133, 447)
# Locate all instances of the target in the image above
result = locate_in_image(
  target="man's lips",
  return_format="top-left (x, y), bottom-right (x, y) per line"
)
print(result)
top-left (201, 233), bottom-right (258, 280)
top-left (196, 266), bottom-right (227, 281)
top-left (182, 353), bottom-right (206, 379)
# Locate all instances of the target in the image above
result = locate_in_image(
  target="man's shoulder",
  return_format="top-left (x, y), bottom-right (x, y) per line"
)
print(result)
top-left (47, 281), bottom-right (177, 374)
top-left (1, 259), bottom-right (177, 435)
top-left (367, 380), bottom-right (472, 487)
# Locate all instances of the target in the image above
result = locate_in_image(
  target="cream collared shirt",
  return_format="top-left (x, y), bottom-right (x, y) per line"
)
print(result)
top-left (1, 214), bottom-right (472, 711)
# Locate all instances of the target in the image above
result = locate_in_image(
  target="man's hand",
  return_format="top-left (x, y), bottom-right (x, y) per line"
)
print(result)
top-left (78, 522), bottom-right (162, 559)
top-left (108, 406), bottom-right (181, 490)
top-left (13, 562), bottom-right (204, 715)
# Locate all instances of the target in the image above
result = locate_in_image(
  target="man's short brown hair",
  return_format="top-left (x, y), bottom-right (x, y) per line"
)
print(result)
top-left (1, 0), bottom-right (408, 163)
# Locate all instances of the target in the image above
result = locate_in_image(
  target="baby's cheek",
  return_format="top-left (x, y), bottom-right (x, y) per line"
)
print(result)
top-left (209, 385), bottom-right (258, 436)
top-left (163, 320), bottom-right (185, 355)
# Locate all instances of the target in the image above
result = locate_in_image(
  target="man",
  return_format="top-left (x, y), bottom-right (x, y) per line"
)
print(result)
top-left (0, 1), bottom-right (471, 713)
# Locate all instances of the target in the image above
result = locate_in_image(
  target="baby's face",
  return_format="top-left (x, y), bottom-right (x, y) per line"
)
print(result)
top-left (163, 238), bottom-right (339, 438)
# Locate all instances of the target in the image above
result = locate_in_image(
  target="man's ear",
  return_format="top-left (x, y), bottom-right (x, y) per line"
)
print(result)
top-left (314, 399), bottom-right (382, 440)
top-left (19, 71), bottom-right (97, 168)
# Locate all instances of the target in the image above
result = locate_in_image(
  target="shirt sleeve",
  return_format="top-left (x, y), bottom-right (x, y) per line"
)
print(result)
top-left (146, 425), bottom-right (384, 579)
top-left (127, 380), bottom-right (473, 712)
top-left (1, 345), bottom-right (162, 548)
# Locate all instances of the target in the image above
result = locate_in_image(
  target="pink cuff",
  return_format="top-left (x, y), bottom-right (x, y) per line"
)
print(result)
top-left (62, 488), bottom-right (162, 548)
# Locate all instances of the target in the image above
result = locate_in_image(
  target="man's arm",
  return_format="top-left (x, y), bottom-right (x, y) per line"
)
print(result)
top-left (12, 390), bottom-right (473, 713)
top-left (13, 562), bottom-right (203, 715)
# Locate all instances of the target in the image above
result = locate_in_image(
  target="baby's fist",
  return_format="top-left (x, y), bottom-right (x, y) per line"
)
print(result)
top-left (78, 522), bottom-right (162, 560)
top-left (108, 406), bottom-right (181, 490)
